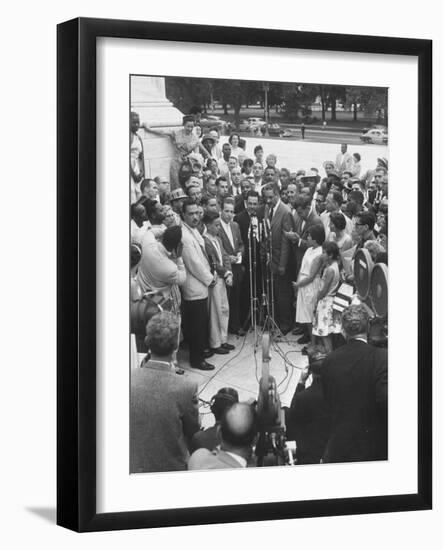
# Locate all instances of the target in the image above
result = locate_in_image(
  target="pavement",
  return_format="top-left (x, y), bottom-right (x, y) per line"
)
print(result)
top-left (136, 329), bottom-right (308, 429)
top-left (219, 134), bottom-right (388, 174)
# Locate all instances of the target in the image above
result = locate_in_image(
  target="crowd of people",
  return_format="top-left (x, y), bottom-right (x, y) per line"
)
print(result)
top-left (130, 109), bottom-right (389, 473)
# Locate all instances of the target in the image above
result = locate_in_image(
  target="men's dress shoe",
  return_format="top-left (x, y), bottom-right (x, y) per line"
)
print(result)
top-left (221, 343), bottom-right (235, 351)
top-left (212, 347), bottom-right (229, 355)
top-left (203, 349), bottom-right (214, 359)
top-left (292, 326), bottom-right (305, 336)
top-left (175, 368), bottom-right (185, 375)
top-left (191, 361), bottom-right (215, 371)
top-left (297, 334), bottom-right (311, 345)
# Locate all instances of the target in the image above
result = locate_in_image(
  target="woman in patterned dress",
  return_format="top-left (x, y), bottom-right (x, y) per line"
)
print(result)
top-left (312, 241), bottom-right (342, 353)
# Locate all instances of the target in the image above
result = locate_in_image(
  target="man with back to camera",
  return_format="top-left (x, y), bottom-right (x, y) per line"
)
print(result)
top-left (190, 387), bottom-right (239, 453)
top-left (286, 352), bottom-right (331, 464)
top-left (188, 402), bottom-right (257, 470)
top-left (180, 198), bottom-right (216, 371)
top-left (130, 312), bottom-right (200, 473)
top-left (320, 305), bottom-right (388, 463)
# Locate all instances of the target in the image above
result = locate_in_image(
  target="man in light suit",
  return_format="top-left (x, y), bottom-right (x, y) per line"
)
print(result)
top-left (219, 197), bottom-right (245, 335)
top-left (188, 403), bottom-right (257, 470)
top-left (181, 199), bottom-right (216, 371)
top-left (130, 312), bottom-right (200, 473)
top-left (335, 143), bottom-right (354, 176)
top-left (262, 184), bottom-right (295, 334)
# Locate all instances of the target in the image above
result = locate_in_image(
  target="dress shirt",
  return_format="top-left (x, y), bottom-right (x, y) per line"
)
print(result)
top-left (225, 451), bottom-right (247, 467)
top-left (220, 219), bottom-right (234, 250)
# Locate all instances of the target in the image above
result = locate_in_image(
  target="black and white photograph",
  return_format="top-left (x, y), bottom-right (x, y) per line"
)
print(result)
top-left (129, 74), bottom-right (389, 474)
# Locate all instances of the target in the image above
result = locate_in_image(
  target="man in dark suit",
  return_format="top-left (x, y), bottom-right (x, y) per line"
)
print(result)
top-left (262, 183), bottom-right (295, 334)
top-left (234, 178), bottom-right (252, 214)
top-left (284, 194), bottom-right (323, 280)
top-left (320, 305), bottom-right (388, 463)
top-left (235, 191), bottom-right (263, 328)
top-left (219, 197), bottom-right (245, 335)
top-left (130, 312), bottom-right (200, 473)
top-left (188, 403), bottom-right (257, 470)
top-left (286, 353), bottom-right (331, 464)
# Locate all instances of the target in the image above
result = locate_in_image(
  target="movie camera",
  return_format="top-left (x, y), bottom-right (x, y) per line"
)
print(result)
top-left (353, 248), bottom-right (388, 347)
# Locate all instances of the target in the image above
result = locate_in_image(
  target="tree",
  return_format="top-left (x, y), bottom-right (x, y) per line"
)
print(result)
top-left (165, 77), bottom-right (213, 114)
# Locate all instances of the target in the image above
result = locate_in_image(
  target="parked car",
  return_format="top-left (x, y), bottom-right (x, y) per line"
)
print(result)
top-left (360, 128), bottom-right (388, 144)
top-left (362, 124), bottom-right (388, 134)
top-left (262, 123), bottom-right (284, 137)
top-left (199, 115), bottom-right (230, 134)
top-left (281, 128), bottom-right (298, 138)
top-left (237, 119), bottom-right (251, 132)
top-left (247, 117), bottom-right (266, 129)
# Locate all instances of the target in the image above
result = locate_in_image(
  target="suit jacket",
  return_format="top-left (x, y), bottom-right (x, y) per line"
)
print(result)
top-left (188, 447), bottom-right (244, 470)
top-left (130, 362), bottom-right (200, 473)
top-left (320, 339), bottom-right (388, 463)
top-left (218, 220), bottom-right (245, 258)
top-left (203, 235), bottom-right (231, 277)
top-left (234, 194), bottom-right (246, 215)
top-left (190, 424), bottom-right (221, 454)
top-left (286, 379), bottom-right (331, 464)
top-left (292, 210), bottom-right (323, 277)
top-left (181, 223), bottom-right (213, 301)
top-left (263, 201), bottom-right (293, 273)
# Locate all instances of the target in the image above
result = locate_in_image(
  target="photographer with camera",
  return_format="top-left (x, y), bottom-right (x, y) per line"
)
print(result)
top-left (188, 403), bottom-right (257, 470)
top-left (286, 354), bottom-right (331, 465)
top-left (190, 388), bottom-right (239, 453)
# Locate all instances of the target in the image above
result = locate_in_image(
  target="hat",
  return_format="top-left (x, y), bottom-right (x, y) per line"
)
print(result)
top-left (170, 188), bottom-right (187, 201)
top-left (323, 160), bottom-right (334, 169)
top-left (377, 157), bottom-right (389, 170)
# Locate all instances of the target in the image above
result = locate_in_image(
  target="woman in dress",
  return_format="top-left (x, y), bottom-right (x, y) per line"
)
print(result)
top-left (312, 241), bottom-right (342, 353)
top-left (143, 115), bottom-right (211, 189)
top-left (292, 224), bottom-right (326, 348)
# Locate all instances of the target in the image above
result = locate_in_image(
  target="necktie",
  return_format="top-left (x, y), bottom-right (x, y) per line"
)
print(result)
top-left (269, 207), bottom-right (273, 222)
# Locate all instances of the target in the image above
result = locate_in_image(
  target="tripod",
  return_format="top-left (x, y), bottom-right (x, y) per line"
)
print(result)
top-left (243, 216), bottom-right (290, 351)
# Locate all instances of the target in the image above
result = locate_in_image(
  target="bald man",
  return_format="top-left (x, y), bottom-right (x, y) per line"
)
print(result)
top-left (187, 403), bottom-right (257, 470)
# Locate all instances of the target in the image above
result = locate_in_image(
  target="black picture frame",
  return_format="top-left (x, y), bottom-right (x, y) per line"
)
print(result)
top-left (57, 17), bottom-right (432, 532)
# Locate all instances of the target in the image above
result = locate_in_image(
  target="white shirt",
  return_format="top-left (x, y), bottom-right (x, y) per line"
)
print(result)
top-left (220, 219), bottom-right (234, 250)
top-left (225, 451), bottom-right (247, 467)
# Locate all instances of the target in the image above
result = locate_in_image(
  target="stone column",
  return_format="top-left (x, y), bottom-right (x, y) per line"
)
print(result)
top-left (131, 76), bottom-right (183, 181)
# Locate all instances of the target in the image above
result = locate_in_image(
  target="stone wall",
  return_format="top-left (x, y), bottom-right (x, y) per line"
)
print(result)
top-left (131, 75), bottom-right (183, 181)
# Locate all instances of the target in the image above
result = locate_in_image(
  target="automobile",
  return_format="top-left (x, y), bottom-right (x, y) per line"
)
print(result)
top-left (281, 128), bottom-right (298, 138)
top-left (360, 128), bottom-right (388, 144)
top-left (237, 119), bottom-right (251, 132)
top-left (261, 123), bottom-right (284, 137)
top-left (199, 115), bottom-right (230, 134)
top-left (362, 124), bottom-right (388, 133)
top-left (247, 117), bottom-right (266, 128)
